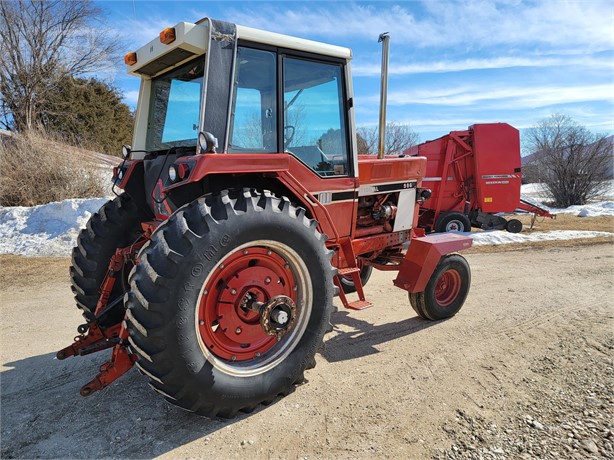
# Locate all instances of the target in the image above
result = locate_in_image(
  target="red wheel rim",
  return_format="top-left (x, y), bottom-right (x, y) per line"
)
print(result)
top-left (434, 269), bottom-right (461, 307)
top-left (197, 246), bottom-right (297, 362)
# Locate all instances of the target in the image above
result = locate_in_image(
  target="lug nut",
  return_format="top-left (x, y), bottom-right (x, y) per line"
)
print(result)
top-left (265, 277), bottom-right (271, 284)
top-left (243, 249), bottom-right (248, 255)
top-left (199, 320), bottom-right (204, 325)
top-left (230, 288), bottom-right (237, 295)
top-left (235, 327), bottom-right (242, 334)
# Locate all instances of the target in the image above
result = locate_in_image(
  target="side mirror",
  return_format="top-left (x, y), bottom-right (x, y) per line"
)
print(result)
top-left (198, 132), bottom-right (218, 154)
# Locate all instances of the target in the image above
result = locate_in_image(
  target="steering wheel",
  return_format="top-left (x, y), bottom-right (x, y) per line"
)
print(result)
top-left (284, 125), bottom-right (295, 146)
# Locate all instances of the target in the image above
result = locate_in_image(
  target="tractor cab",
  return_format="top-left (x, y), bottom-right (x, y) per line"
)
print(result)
top-left (126, 19), bottom-right (355, 174)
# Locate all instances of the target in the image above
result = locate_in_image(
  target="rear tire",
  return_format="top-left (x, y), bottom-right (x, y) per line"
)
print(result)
top-left (70, 194), bottom-right (150, 326)
top-left (435, 212), bottom-right (471, 233)
top-left (126, 189), bottom-right (335, 418)
top-left (409, 254), bottom-right (471, 320)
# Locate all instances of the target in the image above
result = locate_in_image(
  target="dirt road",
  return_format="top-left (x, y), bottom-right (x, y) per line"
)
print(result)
top-left (1, 244), bottom-right (613, 459)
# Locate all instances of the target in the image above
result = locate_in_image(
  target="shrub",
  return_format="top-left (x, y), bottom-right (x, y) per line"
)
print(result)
top-left (0, 129), bottom-right (105, 206)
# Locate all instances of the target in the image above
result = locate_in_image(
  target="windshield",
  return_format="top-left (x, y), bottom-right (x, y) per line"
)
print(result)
top-left (145, 59), bottom-right (205, 151)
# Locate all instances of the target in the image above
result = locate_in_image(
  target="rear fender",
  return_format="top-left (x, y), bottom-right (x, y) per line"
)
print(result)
top-left (393, 233), bottom-right (472, 293)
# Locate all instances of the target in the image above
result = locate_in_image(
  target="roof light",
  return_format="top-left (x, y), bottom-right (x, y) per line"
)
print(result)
top-left (159, 27), bottom-right (176, 45)
top-left (124, 52), bottom-right (137, 66)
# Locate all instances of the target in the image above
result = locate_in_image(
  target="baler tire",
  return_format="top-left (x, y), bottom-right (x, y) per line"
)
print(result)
top-left (339, 264), bottom-right (373, 294)
top-left (408, 254), bottom-right (471, 321)
top-left (435, 212), bottom-right (471, 233)
top-left (506, 219), bottom-right (522, 233)
top-left (125, 189), bottom-right (335, 418)
top-left (70, 193), bottom-right (150, 326)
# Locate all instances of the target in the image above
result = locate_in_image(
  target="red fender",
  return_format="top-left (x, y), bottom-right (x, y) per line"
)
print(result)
top-left (394, 233), bottom-right (473, 293)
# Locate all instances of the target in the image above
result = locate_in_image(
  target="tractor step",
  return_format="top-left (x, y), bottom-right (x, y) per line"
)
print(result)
top-left (346, 300), bottom-right (373, 310)
top-left (337, 267), bottom-right (360, 275)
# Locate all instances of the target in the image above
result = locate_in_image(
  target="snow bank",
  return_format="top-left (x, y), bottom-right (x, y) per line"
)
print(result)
top-left (1, 193), bottom-right (613, 257)
top-left (0, 197), bottom-right (109, 257)
top-left (461, 230), bottom-right (613, 246)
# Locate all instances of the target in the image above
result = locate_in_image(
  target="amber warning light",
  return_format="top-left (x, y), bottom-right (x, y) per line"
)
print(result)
top-left (160, 27), bottom-right (176, 45)
top-left (124, 52), bottom-right (137, 66)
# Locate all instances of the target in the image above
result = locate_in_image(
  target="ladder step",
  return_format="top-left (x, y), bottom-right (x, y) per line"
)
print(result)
top-left (346, 300), bottom-right (373, 310)
top-left (338, 267), bottom-right (360, 275)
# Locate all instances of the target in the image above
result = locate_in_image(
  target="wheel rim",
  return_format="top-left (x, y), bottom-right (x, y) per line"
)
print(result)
top-left (434, 269), bottom-right (461, 307)
top-left (196, 240), bottom-right (311, 377)
top-left (445, 220), bottom-right (463, 232)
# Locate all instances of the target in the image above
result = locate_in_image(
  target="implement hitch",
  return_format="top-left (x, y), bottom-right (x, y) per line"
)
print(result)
top-left (57, 240), bottom-right (146, 396)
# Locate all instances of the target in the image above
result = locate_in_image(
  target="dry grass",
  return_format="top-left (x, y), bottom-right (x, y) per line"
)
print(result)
top-left (0, 255), bottom-right (69, 289)
top-left (0, 130), bottom-right (105, 206)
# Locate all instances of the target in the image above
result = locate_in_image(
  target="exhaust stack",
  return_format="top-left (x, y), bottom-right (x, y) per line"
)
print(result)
top-left (377, 32), bottom-right (390, 159)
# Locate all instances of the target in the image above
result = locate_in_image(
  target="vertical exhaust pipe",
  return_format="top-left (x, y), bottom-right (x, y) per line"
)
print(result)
top-left (377, 32), bottom-right (390, 159)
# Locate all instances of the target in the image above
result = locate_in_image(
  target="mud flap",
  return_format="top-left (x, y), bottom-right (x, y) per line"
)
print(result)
top-left (394, 233), bottom-right (472, 293)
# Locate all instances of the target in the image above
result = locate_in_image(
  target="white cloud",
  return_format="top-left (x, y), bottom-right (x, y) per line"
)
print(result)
top-left (379, 83), bottom-right (613, 109)
top-left (224, 1), bottom-right (614, 51)
top-left (123, 90), bottom-right (140, 105)
top-left (353, 55), bottom-right (613, 77)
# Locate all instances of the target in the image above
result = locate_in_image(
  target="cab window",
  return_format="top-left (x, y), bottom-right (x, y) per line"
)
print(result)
top-left (228, 47), bottom-right (277, 152)
top-left (283, 57), bottom-right (349, 176)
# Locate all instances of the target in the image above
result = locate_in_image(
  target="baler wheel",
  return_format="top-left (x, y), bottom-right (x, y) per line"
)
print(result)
top-left (435, 212), bottom-right (471, 233)
top-left (125, 189), bottom-right (335, 418)
top-left (70, 194), bottom-right (150, 326)
top-left (409, 254), bottom-right (471, 321)
top-left (506, 219), bottom-right (522, 233)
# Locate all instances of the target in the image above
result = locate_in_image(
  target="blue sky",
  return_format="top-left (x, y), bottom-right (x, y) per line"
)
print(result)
top-left (96, 0), bottom-right (614, 146)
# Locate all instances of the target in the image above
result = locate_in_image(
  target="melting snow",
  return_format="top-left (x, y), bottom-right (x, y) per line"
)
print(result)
top-left (1, 183), bottom-right (613, 257)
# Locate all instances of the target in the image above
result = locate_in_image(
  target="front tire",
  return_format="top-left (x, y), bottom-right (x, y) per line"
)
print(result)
top-left (126, 189), bottom-right (335, 418)
top-left (409, 254), bottom-right (471, 320)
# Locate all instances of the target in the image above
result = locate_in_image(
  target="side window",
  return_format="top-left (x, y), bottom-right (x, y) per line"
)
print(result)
top-left (228, 47), bottom-right (277, 152)
top-left (283, 57), bottom-right (349, 176)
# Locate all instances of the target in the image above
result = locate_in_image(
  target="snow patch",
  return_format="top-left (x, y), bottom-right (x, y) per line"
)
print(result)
top-left (462, 230), bottom-right (613, 246)
top-left (0, 198), bottom-right (109, 257)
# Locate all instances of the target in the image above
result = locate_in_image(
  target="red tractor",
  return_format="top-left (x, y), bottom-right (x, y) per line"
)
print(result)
top-left (58, 19), bottom-right (472, 418)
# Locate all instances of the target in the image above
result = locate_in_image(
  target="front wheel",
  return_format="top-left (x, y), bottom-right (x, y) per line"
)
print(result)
top-left (126, 189), bottom-right (335, 418)
top-left (409, 254), bottom-right (471, 320)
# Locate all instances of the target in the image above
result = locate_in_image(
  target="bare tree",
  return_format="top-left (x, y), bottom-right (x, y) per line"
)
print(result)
top-left (524, 113), bottom-right (613, 207)
top-left (0, 0), bottom-right (119, 132)
top-left (357, 121), bottom-right (420, 155)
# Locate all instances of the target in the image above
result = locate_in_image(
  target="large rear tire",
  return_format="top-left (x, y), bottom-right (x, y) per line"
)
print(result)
top-left (70, 194), bottom-right (150, 326)
top-left (409, 254), bottom-right (471, 320)
top-left (126, 189), bottom-right (335, 418)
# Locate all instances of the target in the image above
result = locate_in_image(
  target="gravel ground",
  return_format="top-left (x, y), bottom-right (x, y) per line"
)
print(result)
top-left (1, 243), bottom-right (613, 459)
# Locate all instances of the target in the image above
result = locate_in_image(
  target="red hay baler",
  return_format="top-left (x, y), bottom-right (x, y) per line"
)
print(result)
top-left (405, 123), bottom-right (554, 234)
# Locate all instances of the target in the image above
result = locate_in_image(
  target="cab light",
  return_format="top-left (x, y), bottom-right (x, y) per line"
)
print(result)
top-left (159, 27), bottom-right (176, 45)
top-left (124, 52), bottom-right (137, 66)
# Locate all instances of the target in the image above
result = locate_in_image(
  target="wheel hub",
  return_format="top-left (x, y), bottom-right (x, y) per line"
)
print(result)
top-left (260, 296), bottom-right (297, 340)
top-left (197, 246), bottom-right (299, 362)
